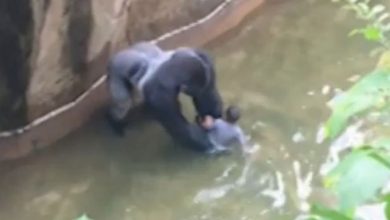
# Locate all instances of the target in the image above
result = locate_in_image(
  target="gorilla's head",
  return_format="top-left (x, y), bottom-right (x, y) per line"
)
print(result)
top-left (174, 48), bottom-right (223, 118)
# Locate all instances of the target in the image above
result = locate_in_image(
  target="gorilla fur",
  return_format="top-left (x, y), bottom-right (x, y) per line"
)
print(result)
top-left (106, 42), bottom-right (223, 152)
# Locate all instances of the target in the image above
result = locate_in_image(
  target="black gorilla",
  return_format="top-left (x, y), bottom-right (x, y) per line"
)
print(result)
top-left (106, 42), bottom-right (223, 152)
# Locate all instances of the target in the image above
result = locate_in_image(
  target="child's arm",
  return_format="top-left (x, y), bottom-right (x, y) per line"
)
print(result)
top-left (236, 127), bottom-right (247, 145)
top-left (235, 127), bottom-right (255, 154)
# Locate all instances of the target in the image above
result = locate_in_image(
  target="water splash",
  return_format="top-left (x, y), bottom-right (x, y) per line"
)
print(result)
top-left (215, 163), bottom-right (237, 182)
top-left (194, 143), bottom-right (261, 204)
top-left (251, 121), bottom-right (267, 130)
top-left (307, 91), bottom-right (316, 96)
top-left (292, 132), bottom-right (305, 143)
top-left (236, 160), bottom-right (252, 186)
top-left (348, 74), bottom-right (361, 82)
top-left (316, 124), bottom-right (326, 144)
top-left (321, 85), bottom-right (331, 95)
top-left (260, 171), bottom-right (286, 209)
top-left (319, 120), bottom-right (365, 176)
top-left (194, 153), bottom-right (250, 203)
top-left (293, 160), bottom-right (313, 212)
top-left (193, 184), bottom-right (235, 204)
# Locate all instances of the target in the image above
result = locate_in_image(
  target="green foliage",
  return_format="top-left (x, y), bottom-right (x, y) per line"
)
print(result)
top-left (371, 137), bottom-right (390, 149)
top-left (377, 50), bottom-right (390, 68)
top-left (385, 196), bottom-right (390, 219)
top-left (310, 204), bottom-right (353, 220)
top-left (325, 147), bottom-right (390, 212)
top-left (333, 0), bottom-right (390, 50)
top-left (314, 3), bottom-right (390, 219)
top-left (318, 53), bottom-right (390, 217)
top-left (324, 68), bottom-right (390, 139)
top-left (349, 25), bottom-right (382, 42)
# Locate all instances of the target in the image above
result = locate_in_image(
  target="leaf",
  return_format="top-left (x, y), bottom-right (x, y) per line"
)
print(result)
top-left (325, 68), bottom-right (390, 139)
top-left (369, 151), bottom-right (390, 170)
top-left (383, 23), bottom-right (390, 31)
top-left (324, 111), bottom-right (350, 140)
top-left (377, 51), bottom-right (390, 69)
top-left (384, 196), bottom-right (390, 220)
top-left (348, 26), bottom-right (382, 41)
top-left (386, 202), bottom-right (390, 220)
top-left (369, 5), bottom-right (386, 19)
top-left (325, 148), bottom-right (390, 212)
top-left (363, 26), bottom-right (382, 41)
top-left (348, 29), bottom-right (362, 37)
top-left (310, 204), bottom-right (353, 220)
top-left (371, 138), bottom-right (390, 150)
top-left (378, 13), bottom-right (390, 24)
top-left (358, 3), bottom-right (370, 16)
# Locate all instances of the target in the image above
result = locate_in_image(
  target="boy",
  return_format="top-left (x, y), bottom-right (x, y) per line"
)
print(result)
top-left (198, 105), bottom-right (248, 153)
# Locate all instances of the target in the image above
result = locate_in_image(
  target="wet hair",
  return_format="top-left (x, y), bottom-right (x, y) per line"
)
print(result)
top-left (225, 105), bottom-right (240, 123)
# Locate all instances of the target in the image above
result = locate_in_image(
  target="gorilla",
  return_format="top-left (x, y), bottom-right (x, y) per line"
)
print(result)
top-left (106, 42), bottom-right (223, 152)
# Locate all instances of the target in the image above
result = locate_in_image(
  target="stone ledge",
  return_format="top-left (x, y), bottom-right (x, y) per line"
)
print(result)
top-left (0, 0), bottom-right (265, 162)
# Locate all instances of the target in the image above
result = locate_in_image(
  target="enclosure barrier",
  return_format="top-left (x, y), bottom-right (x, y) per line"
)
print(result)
top-left (0, 0), bottom-right (265, 161)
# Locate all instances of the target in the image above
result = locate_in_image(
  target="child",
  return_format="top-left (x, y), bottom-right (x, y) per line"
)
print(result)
top-left (198, 105), bottom-right (249, 153)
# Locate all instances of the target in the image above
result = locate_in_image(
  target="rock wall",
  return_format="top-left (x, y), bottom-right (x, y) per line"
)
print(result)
top-left (0, 0), bottom-right (224, 130)
top-left (0, 0), bottom-right (266, 161)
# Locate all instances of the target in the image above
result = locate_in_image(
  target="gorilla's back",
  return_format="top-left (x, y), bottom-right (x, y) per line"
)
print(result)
top-left (108, 42), bottom-right (163, 78)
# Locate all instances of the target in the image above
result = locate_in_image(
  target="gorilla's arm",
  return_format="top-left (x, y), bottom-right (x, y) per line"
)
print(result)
top-left (192, 88), bottom-right (223, 118)
top-left (191, 49), bottom-right (223, 118)
top-left (145, 87), bottom-right (215, 152)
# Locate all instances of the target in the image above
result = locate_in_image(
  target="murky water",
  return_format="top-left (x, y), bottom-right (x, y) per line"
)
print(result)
top-left (0, 0), bottom-right (385, 219)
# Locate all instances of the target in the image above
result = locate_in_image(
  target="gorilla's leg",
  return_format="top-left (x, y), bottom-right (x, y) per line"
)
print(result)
top-left (192, 88), bottom-right (223, 119)
top-left (106, 43), bottom-right (159, 136)
top-left (106, 74), bottom-right (134, 136)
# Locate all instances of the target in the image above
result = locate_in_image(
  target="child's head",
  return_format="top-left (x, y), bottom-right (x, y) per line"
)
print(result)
top-left (225, 105), bottom-right (240, 123)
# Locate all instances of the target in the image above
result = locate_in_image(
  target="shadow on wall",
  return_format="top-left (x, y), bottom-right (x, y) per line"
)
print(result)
top-left (0, 0), bottom-right (33, 130)
top-left (62, 0), bottom-right (93, 75)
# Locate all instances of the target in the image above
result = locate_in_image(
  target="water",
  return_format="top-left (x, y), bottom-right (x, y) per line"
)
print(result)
top-left (0, 0), bottom-right (384, 219)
